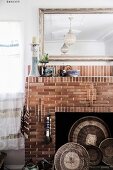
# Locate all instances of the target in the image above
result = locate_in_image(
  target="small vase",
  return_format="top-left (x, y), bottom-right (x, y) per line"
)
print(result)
top-left (29, 57), bottom-right (40, 77)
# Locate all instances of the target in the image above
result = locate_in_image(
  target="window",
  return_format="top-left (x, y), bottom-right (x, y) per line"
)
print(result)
top-left (0, 21), bottom-right (24, 93)
top-left (0, 22), bottom-right (25, 150)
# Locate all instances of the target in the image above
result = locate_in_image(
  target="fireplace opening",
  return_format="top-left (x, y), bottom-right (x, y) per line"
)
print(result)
top-left (55, 112), bottom-right (113, 149)
top-left (55, 112), bottom-right (113, 167)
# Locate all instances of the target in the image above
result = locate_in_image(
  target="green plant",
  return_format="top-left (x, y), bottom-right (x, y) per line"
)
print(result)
top-left (39, 53), bottom-right (49, 63)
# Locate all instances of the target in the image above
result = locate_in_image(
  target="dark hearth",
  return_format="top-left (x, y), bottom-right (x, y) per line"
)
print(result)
top-left (55, 112), bottom-right (113, 168)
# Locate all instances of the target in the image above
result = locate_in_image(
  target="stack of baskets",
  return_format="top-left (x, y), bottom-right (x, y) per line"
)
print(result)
top-left (54, 116), bottom-right (113, 170)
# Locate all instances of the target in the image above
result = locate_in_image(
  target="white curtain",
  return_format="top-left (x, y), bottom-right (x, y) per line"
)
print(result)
top-left (0, 22), bottom-right (25, 150)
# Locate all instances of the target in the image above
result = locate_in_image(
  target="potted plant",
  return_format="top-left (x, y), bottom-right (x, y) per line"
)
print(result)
top-left (39, 53), bottom-right (49, 76)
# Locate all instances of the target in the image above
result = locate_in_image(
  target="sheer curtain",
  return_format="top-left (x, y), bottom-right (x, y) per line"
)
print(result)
top-left (0, 22), bottom-right (25, 150)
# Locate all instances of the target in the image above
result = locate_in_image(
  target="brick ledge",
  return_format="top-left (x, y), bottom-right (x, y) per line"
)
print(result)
top-left (26, 76), bottom-right (113, 83)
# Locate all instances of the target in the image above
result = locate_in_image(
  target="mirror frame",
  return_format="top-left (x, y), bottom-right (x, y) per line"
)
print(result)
top-left (39, 8), bottom-right (113, 61)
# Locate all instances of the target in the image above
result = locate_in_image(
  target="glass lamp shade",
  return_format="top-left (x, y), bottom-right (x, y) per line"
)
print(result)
top-left (64, 29), bottom-right (76, 46)
top-left (61, 43), bottom-right (69, 54)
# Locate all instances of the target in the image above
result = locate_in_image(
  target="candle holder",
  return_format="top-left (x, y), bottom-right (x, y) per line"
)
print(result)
top-left (29, 42), bottom-right (40, 77)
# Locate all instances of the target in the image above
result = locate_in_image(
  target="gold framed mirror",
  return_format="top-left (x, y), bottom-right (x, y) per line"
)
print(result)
top-left (39, 8), bottom-right (113, 62)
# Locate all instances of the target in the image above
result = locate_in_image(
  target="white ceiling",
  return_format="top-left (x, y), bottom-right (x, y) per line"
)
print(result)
top-left (44, 14), bottom-right (113, 42)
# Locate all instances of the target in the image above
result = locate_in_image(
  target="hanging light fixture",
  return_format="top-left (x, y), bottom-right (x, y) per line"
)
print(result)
top-left (64, 17), bottom-right (76, 46)
top-left (61, 42), bottom-right (69, 54)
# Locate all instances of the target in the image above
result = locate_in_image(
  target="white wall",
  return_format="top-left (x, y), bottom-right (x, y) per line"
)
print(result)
top-left (1, 0), bottom-right (113, 70)
top-left (0, 0), bottom-right (113, 168)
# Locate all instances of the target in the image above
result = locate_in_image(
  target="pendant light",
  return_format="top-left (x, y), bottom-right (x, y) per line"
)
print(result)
top-left (64, 17), bottom-right (76, 46)
top-left (61, 43), bottom-right (69, 54)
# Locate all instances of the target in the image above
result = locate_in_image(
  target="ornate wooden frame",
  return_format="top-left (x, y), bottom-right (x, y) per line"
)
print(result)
top-left (39, 8), bottom-right (113, 61)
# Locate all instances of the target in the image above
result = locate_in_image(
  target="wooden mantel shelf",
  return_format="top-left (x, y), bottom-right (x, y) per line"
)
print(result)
top-left (49, 56), bottom-right (113, 61)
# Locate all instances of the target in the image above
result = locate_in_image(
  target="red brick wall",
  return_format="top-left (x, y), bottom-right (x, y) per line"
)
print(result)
top-left (25, 66), bottom-right (113, 162)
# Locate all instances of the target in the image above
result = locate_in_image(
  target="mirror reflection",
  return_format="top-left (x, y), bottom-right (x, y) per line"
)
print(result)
top-left (44, 13), bottom-right (113, 56)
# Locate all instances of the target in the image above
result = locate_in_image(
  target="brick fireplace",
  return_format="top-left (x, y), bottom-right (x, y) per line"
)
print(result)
top-left (24, 65), bottom-right (113, 163)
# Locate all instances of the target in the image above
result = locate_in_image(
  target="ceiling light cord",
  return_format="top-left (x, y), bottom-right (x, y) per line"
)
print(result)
top-left (69, 17), bottom-right (73, 32)
top-left (64, 17), bottom-right (76, 46)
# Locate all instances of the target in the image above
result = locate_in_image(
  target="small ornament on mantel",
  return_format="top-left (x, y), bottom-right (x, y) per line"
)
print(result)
top-left (39, 53), bottom-right (49, 76)
top-left (29, 36), bottom-right (40, 77)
